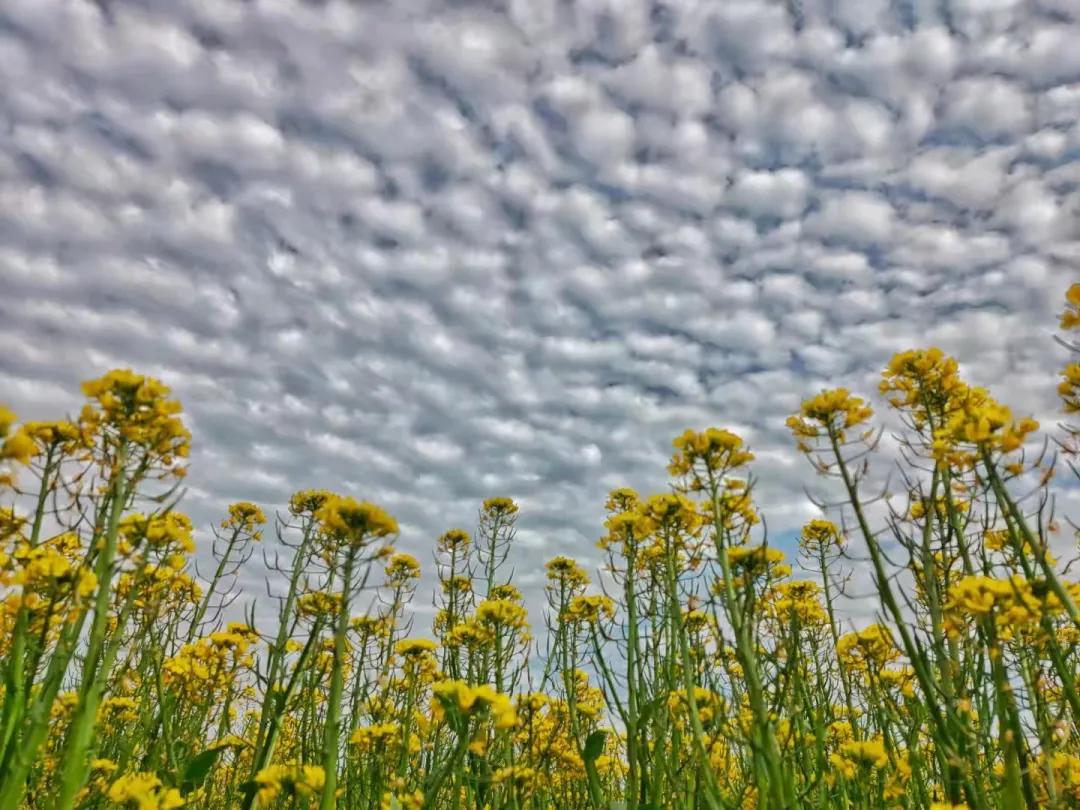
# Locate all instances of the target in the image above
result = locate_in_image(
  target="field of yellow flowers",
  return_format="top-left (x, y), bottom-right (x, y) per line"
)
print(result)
top-left (0, 283), bottom-right (1078, 810)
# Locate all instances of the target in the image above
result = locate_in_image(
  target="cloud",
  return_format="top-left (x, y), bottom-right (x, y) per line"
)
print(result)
top-left (726, 169), bottom-right (810, 220)
top-left (806, 191), bottom-right (895, 245)
top-left (942, 77), bottom-right (1032, 140)
top-left (0, 0), bottom-right (1077, 627)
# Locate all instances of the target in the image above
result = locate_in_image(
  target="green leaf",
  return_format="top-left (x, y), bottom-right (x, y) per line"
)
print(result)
top-left (238, 780), bottom-right (259, 802)
top-left (583, 730), bottom-right (607, 763)
top-left (181, 746), bottom-right (225, 794)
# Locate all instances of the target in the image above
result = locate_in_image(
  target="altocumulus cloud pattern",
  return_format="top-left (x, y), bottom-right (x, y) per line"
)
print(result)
top-left (0, 0), bottom-right (1078, 612)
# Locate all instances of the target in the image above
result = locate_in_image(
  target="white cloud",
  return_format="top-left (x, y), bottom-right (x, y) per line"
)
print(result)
top-left (942, 77), bottom-right (1032, 139)
top-left (806, 191), bottom-right (895, 244)
top-left (726, 169), bottom-right (809, 219)
top-left (0, 0), bottom-right (1075, 628)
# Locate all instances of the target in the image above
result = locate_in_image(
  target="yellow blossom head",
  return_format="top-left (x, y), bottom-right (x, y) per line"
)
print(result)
top-left (316, 495), bottom-right (398, 547)
top-left (787, 388), bottom-right (873, 451)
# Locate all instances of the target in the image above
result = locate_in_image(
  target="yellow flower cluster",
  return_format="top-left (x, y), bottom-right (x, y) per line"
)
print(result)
top-left (2, 286), bottom-right (1078, 810)
top-left (765, 580), bottom-right (827, 626)
top-left (725, 545), bottom-right (786, 575)
top-left (385, 552), bottom-right (422, 584)
top-left (350, 722), bottom-right (401, 754)
top-left (80, 369), bottom-right (190, 471)
top-left (119, 512), bottom-right (195, 556)
top-left (945, 575), bottom-right (1065, 640)
top-left (799, 518), bottom-right (843, 554)
top-left (787, 387), bottom-right (874, 449)
top-left (162, 626), bottom-right (257, 701)
top-left (106, 772), bottom-right (185, 809)
top-left (481, 496), bottom-right (518, 516)
top-left (252, 763), bottom-right (325, 804)
top-left (668, 427), bottom-right (755, 482)
top-left (395, 638), bottom-right (438, 657)
top-left (316, 495), bottom-right (399, 545)
top-left (545, 555), bottom-right (590, 589)
top-left (221, 501), bottom-right (267, 536)
top-left (381, 789), bottom-right (424, 810)
top-left (288, 489), bottom-right (333, 517)
top-left (935, 385), bottom-right (1038, 456)
top-left (879, 347), bottom-right (963, 419)
top-left (1062, 283), bottom-right (1080, 331)
top-left (296, 589), bottom-right (342, 619)
top-left (634, 492), bottom-right (703, 538)
top-left (475, 597), bottom-right (529, 631)
top-left (702, 482), bottom-right (760, 534)
top-left (829, 736), bottom-right (889, 778)
top-left (432, 680), bottom-right (518, 729)
top-left (837, 624), bottom-right (899, 671)
top-left (10, 540), bottom-right (97, 603)
top-left (0, 406), bottom-right (32, 486)
top-left (436, 528), bottom-right (471, 553)
top-left (492, 765), bottom-right (538, 796)
top-left (563, 594), bottom-right (616, 625)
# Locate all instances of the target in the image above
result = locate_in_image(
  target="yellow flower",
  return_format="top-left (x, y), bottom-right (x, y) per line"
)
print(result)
top-left (725, 545), bottom-right (785, 574)
top-left (545, 556), bottom-right (590, 589)
top-left (489, 583), bottom-right (522, 602)
top-left (1062, 282), bottom-right (1080, 330)
top-left (436, 528), bottom-right (471, 552)
top-left (880, 348), bottom-right (962, 413)
top-left (475, 598), bottom-right (529, 631)
top-left (945, 575), bottom-right (1053, 640)
top-left (381, 789), bottom-right (424, 810)
top-left (668, 427), bottom-right (755, 480)
top-left (563, 594), bottom-right (616, 625)
top-left (830, 736), bottom-right (889, 778)
top-left (350, 722), bottom-right (400, 753)
top-left (837, 624), bottom-right (899, 670)
top-left (92, 758), bottom-right (119, 775)
top-left (634, 492), bottom-right (703, 538)
top-left (288, 489), bottom-right (333, 517)
top-left (80, 369), bottom-right (190, 471)
top-left (0, 406), bottom-right (15, 437)
top-left (297, 590), bottom-right (342, 618)
top-left (385, 552), bottom-right (421, 584)
top-left (432, 680), bottom-right (518, 729)
top-left (787, 388), bottom-right (873, 449)
top-left (395, 638), bottom-right (438, 657)
top-left (252, 763), bottom-right (325, 804)
top-left (604, 487), bottom-right (640, 513)
top-left (106, 772), bottom-right (185, 809)
top-left (765, 580), bottom-right (827, 626)
top-left (440, 575), bottom-right (472, 595)
top-left (119, 512), bottom-right (195, 555)
top-left (1, 430), bottom-right (36, 465)
top-left (446, 619), bottom-right (493, 650)
top-left (12, 539), bottom-right (97, 601)
top-left (19, 420), bottom-right (83, 449)
top-left (482, 496), bottom-right (518, 516)
top-left (937, 385), bottom-right (1038, 455)
top-left (493, 765), bottom-right (538, 796)
top-left (799, 519), bottom-right (843, 554)
top-left (221, 502), bottom-right (266, 536)
top-left (599, 488), bottom-right (645, 552)
top-left (316, 495), bottom-right (398, 545)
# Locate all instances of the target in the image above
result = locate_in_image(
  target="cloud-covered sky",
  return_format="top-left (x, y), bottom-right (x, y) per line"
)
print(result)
top-left (1, 0), bottom-right (1078, 618)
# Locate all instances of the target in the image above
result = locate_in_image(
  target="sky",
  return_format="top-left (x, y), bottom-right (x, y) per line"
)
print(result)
top-left (0, 0), bottom-right (1078, 624)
